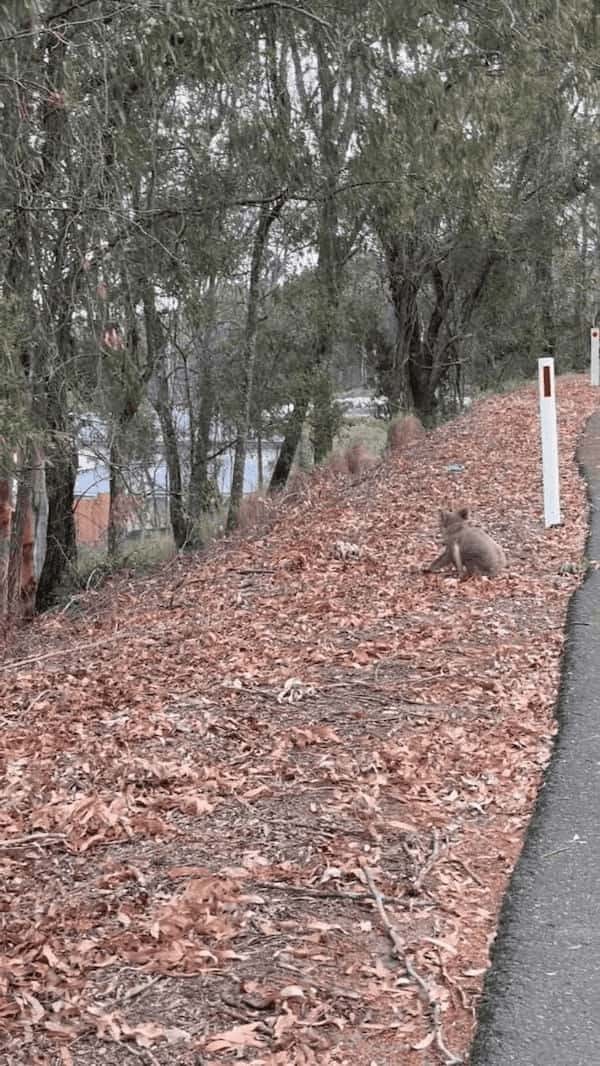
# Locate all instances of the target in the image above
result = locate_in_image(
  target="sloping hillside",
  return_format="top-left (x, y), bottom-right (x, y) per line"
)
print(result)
top-left (1, 376), bottom-right (597, 1066)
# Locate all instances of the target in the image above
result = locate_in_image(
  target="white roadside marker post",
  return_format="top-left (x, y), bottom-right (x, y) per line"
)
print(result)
top-left (591, 328), bottom-right (600, 387)
top-left (538, 357), bottom-right (561, 528)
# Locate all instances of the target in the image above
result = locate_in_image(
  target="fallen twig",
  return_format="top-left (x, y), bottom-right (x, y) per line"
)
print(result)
top-left (24, 688), bottom-right (51, 715)
top-left (445, 854), bottom-right (484, 887)
top-left (413, 827), bottom-right (444, 890)
top-left (253, 877), bottom-right (402, 904)
top-left (60, 593), bottom-right (85, 614)
top-left (0, 832), bottom-right (65, 849)
top-left (0, 632), bottom-right (133, 671)
top-left (277, 961), bottom-right (361, 1001)
top-left (119, 974), bottom-right (164, 1004)
top-left (229, 567), bottom-right (277, 576)
top-left (363, 866), bottom-right (407, 957)
top-left (363, 866), bottom-right (463, 1065)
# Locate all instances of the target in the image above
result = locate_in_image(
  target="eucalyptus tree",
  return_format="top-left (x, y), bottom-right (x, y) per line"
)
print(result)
top-left (3, 0), bottom-right (600, 618)
top-left (0, 0), bottom-right (237, 603)
top-left (264, 5), bottom-right (378, 488)
top-left (0, 0), bottom-right (93, 609)
top-left (355, 0), bottom-right (600, 416)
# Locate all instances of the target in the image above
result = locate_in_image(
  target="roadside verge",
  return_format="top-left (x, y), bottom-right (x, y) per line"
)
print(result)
top-left (470, 410), bottom-right (600, 1065)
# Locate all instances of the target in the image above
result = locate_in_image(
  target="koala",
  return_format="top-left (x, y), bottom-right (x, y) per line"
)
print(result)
top-left (426, 507), bottom-right (506, 579)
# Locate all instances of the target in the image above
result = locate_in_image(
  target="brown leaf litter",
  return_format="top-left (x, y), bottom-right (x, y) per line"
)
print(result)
top-left (0, 374), bottom-right (598, 1065)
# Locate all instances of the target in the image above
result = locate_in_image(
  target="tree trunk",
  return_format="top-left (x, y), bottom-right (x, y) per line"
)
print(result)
top-left (107, 428), bottom-right (127, 559)
top-left (257, 431), bottom-right (264, 490)
top-left (269, 390), bottom-right (311, 492)
top-left (36, 441), bottom-right (77, 609)
top-left (105, 282), bottom-right (160, 559)
top-left (383, 235), bottom-right (495, 421)
top-left (311, 366), bottom-right (337, 463)
top-left (227, 193), bottom-right (286, 531)
top-left (0, 478), bottom-right (12, 619)
top-left (302, 29), bottom-right (361, 463)
top-left (144, 288), bottom-right (188, 547)
top-left (309, 207), bottom-right (340, 461)
top-left (536, 253), bottom-right (556, 359)
top-left (407, 363), bottom-right (438, 421)
top-left (32, 449), bottom-right (48, 584)
top-left (159, 406), bottom-right (187, 549)
top-left (383, 238), bottom-right (423, 412)
top-left (188, 363), bottom-right (218, 539)
top-left (8, 451), bottom-right (35, 619)
top-left (153, 370), bottom-right (188, 549)
top-left (577, 188), bottom-right (590, 356)
top-left (20, 489), bottom-right (36, 619)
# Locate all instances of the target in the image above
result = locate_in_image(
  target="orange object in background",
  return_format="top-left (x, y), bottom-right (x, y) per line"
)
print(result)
top-left (74, 493), bottom-right (110, 546)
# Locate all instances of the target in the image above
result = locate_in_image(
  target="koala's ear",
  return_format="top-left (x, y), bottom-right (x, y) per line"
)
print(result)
top-left (458, 507), bottom-right (469, 520)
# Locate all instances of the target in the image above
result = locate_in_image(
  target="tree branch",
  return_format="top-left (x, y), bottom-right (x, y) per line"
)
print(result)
top-left (233, 1), bottom-right (332, 29)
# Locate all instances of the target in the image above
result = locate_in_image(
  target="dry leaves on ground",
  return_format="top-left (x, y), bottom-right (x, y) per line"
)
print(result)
top-left (0, 375), bottom-right (597, 1066)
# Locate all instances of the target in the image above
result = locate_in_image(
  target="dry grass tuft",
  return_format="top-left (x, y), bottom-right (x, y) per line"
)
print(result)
top-left (387, 413), bottom-right (426, 453)
top-left (236, 491), bottom-right (274, 532)
top-left (345, 441), bottom-right (378, 476)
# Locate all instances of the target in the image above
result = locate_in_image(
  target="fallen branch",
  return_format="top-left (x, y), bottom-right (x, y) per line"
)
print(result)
top-left (229, 568), bottom-right (277, 576)
top-left (25, 688), bottom-right (51, 715)
top-left (413, 827), bottom-right (444, 890)
top-left (363, 866), bottom-right (463, 1065)
top-left (0, 832), bottom-right (65, 849)
top-left (253, 877), bottom-right (402, 905)
top-left (0, 632), bottom-right (135, 671)
top-left (119, 974), bottom-right (164, 1004)
top-left (277, 961), bottom-right (361, 1001)
top-left (445, 854), bottom-right (484, 887)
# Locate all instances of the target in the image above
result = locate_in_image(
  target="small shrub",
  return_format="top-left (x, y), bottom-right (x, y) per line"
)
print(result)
top-left (334, 416), bottom-right (388, 457)
top-left (345, 441), bottom-right (377, 476)
top-left (322, 450), bottom-right (350, 476)
top-left (236, 491), bottom-right (274, 532)
top-left (76, 532), bottom-right (176, 588)
top-left (315, 439), bottom-right (378, 481)
top-left (387, 413), bottom-right (426, 454)
top-left (193, 504), bottom-right (227, 546)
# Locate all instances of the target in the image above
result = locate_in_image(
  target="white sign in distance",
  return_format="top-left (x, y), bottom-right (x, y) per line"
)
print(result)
top-left (591, 328), bottom-right (600, 387)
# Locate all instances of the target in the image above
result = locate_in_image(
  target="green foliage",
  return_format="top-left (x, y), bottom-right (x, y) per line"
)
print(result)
top-left (3, 0), bottom-right (600, 598)
top-left (335, 417), bottom-right (388, 457)
top-left (70, 533), bottom-right (177, 601)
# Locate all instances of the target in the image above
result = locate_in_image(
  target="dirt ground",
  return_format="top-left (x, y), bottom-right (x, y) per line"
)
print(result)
top-left (1, 376), bottom-right (598, 1066)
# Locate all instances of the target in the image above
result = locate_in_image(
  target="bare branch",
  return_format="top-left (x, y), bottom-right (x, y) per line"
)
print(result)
top-left (233, 1), bottom-right (332, 29)
top-left (0, 1), bottom-right (136, 43)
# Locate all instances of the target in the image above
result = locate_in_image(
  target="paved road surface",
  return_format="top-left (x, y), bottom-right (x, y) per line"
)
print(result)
top-left (470, 411), bottom-right (600, 1065)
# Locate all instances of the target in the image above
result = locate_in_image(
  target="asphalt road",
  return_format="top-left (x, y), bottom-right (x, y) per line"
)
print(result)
top-left (470, 410), bottom-right (600, 1066)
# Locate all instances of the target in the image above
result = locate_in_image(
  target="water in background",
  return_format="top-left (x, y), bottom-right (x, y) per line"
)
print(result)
top-left (75, 443), bottom-right (279, 503)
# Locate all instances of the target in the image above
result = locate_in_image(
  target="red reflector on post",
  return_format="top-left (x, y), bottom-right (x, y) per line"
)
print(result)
top-left (543, 366), bottom-right (551, 397)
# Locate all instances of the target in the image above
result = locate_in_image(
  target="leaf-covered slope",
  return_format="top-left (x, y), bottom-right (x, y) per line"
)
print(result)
top-left (1, 375), bottom-right (597, 1065)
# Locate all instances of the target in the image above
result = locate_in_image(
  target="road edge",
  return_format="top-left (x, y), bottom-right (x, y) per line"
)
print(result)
top-left (469, 408), bottom-right (600, 1064)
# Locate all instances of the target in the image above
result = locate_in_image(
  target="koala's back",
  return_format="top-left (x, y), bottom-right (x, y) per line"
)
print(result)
top-left (455, 525), bottom-right (506, 576)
